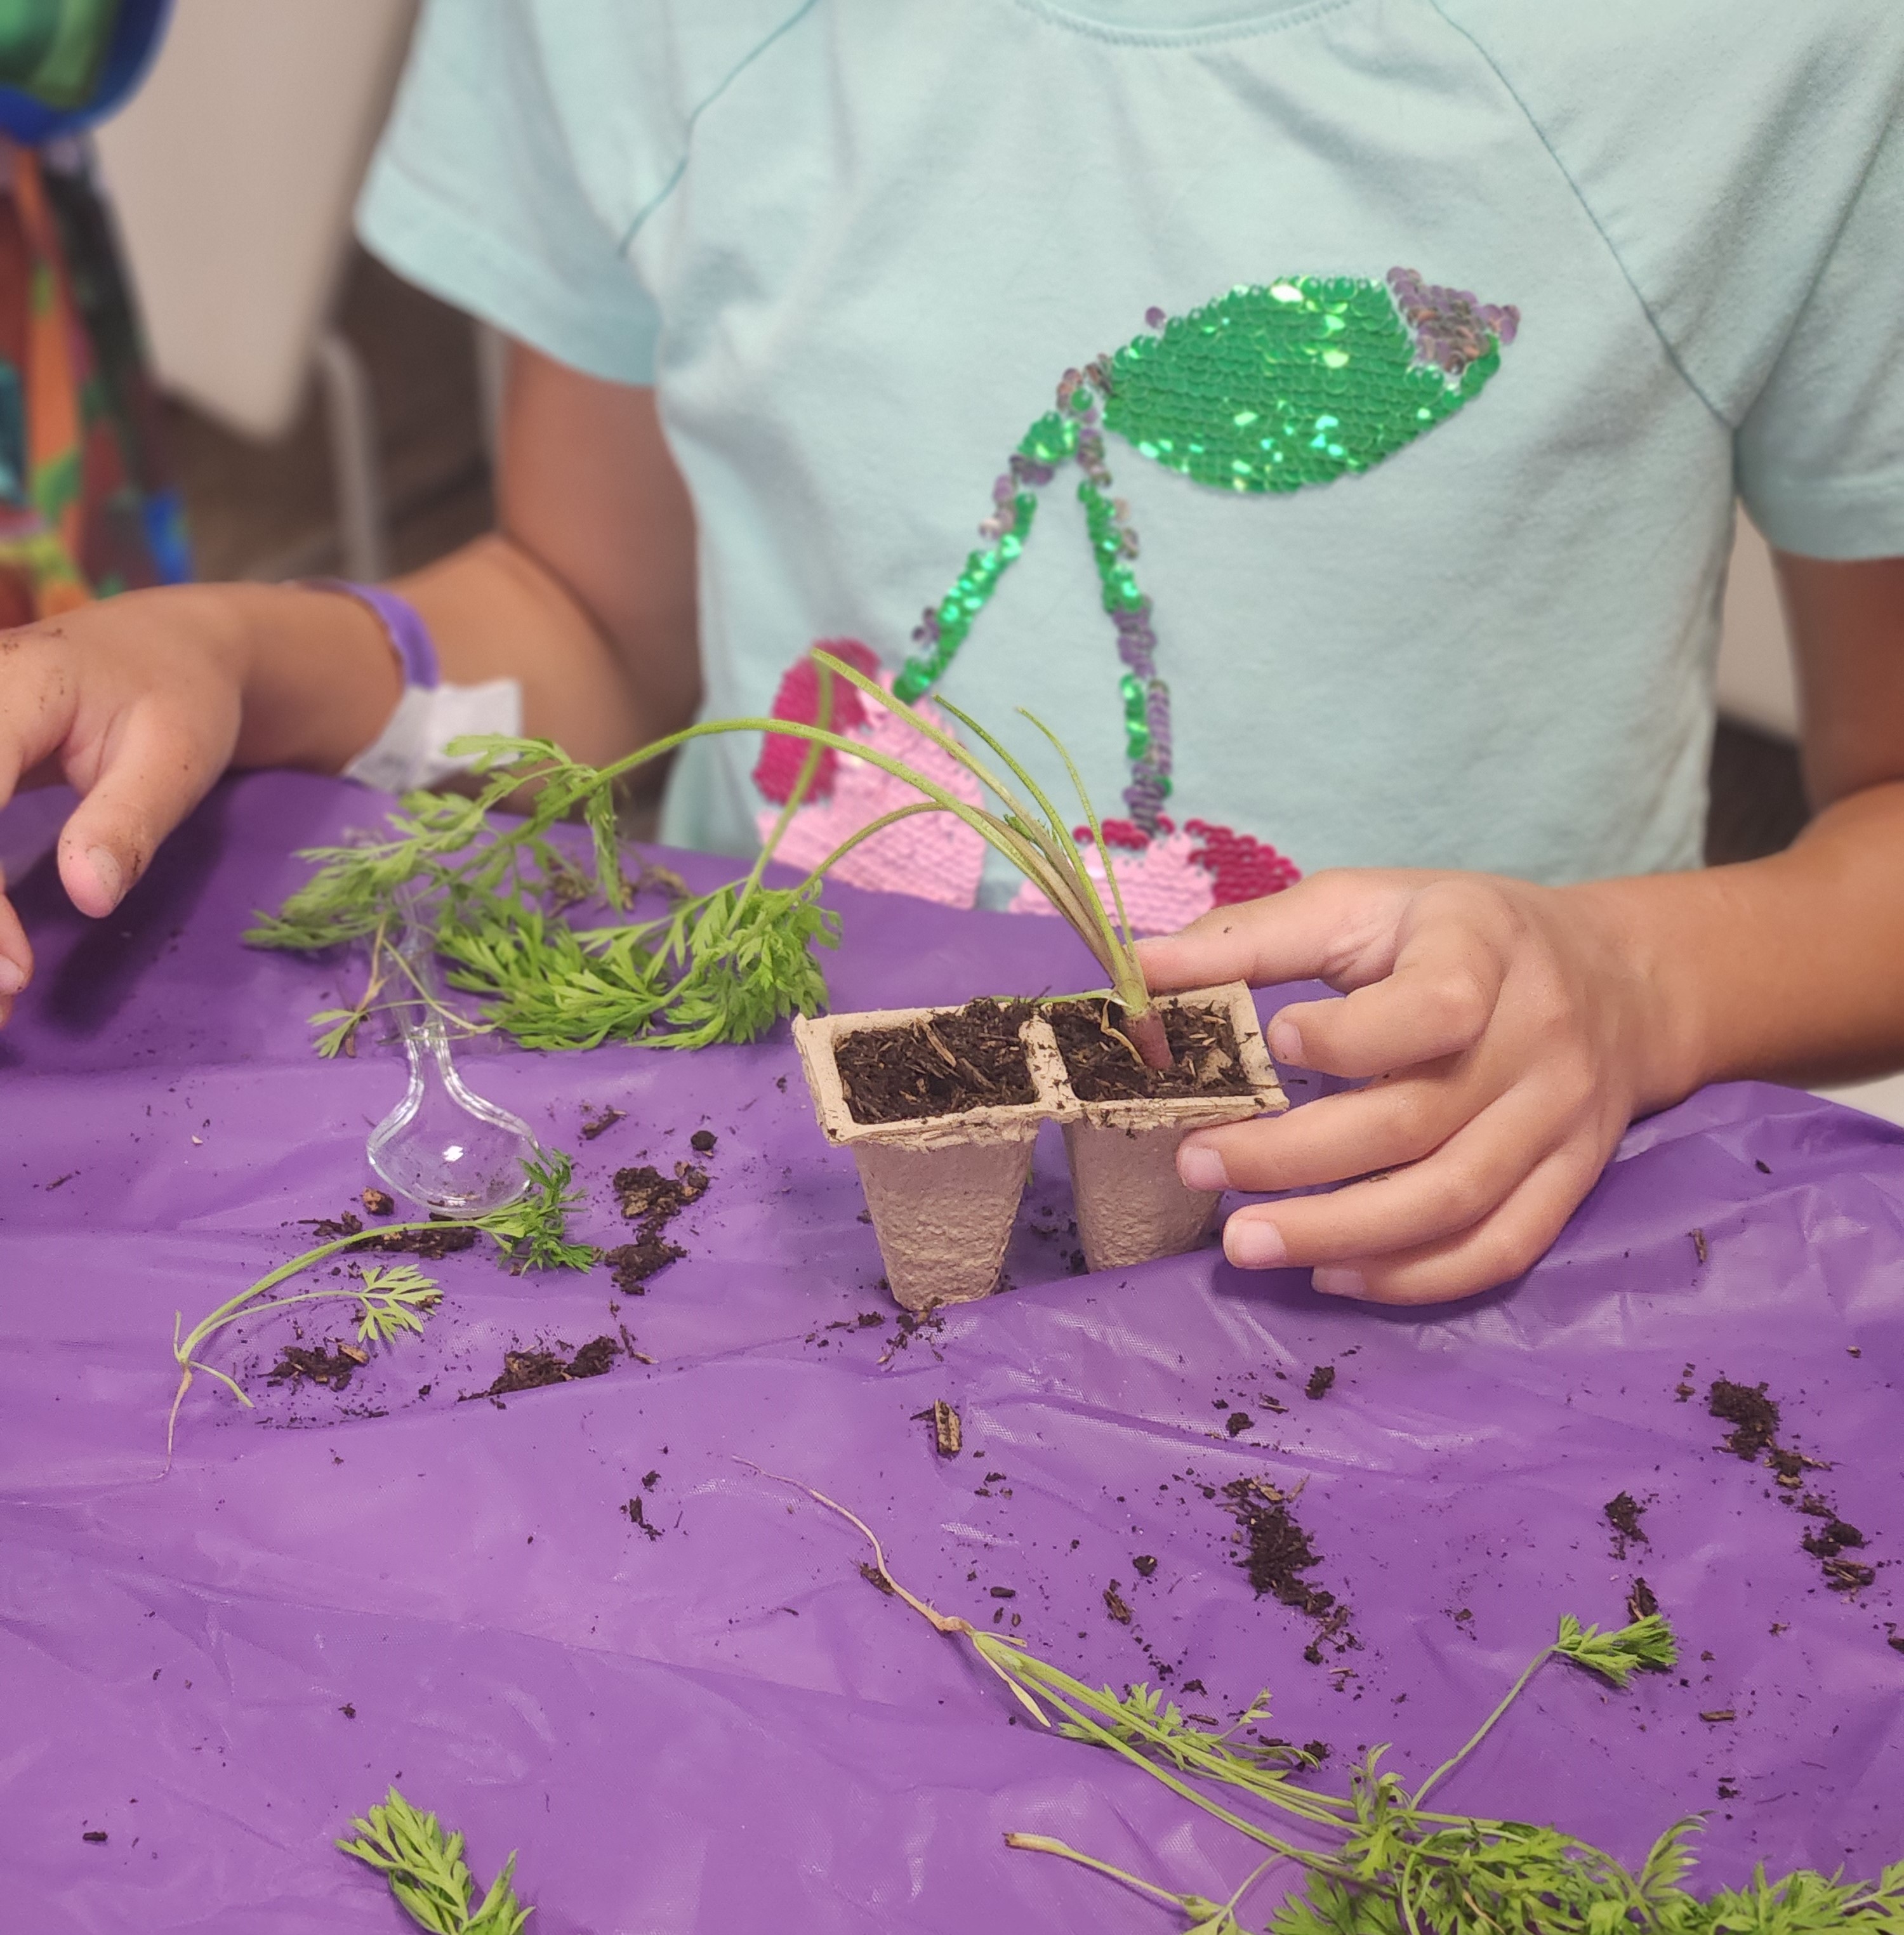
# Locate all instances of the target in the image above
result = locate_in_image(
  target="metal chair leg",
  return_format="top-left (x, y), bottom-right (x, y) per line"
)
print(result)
top-left (314, 327), bottom-right (387, 581)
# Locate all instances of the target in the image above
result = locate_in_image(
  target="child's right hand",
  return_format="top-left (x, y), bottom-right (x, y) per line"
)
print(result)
top-left (0, 590), bottom-right (246, 1016)
top-left (0, 582), bottom-right (400, 1027)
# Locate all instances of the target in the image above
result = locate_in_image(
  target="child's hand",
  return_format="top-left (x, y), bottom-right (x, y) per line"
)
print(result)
top-left (1136, 871), bottom-right (1670, 1305)
top-left (0, 591), bottom-right (258, 1022)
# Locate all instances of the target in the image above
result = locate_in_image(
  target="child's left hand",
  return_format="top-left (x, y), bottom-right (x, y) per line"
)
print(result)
top-left (1135, 870), bottom-right (1672, 1305)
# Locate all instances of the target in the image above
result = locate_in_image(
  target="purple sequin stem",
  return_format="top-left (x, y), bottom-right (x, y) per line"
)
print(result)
top-left (1114, 607), bottom-right (1157, 676)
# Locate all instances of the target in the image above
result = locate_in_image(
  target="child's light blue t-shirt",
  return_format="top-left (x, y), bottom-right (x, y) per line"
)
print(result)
top-left (359, 0), bottom-right (1904, 898)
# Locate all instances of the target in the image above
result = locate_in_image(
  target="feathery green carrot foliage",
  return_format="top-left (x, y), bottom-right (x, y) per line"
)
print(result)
top-left (338, 1788), bottom-right (531, 1934)
top-left (164, 1151), bottom-right (595, 1462)
top-left (249, 657), bottom-right (1163, 1058)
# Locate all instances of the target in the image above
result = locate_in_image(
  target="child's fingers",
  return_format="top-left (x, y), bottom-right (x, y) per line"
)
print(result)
top-left (0, 865), bottom-right (29, 1017)
top-left (1136, 870), bottom-right (1418, 994)
top-left (1179, 1072), bottom-right (1469, 1195)
top-left (0, 630), bottom-right (83, 807)
top-left (54, 701), bottom-right (226, 918)
top-left (1297, 1140), bottom-right (1604, 1306)
top-left (1215, 1084), bottom-right (1566, 1270)
top-left (1265, 918), bottom-right (1503, 1078)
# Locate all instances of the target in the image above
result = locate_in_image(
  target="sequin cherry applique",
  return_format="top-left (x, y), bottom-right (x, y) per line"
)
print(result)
top-left (1007, 817), bottom-right (1300, 935)
top-left (753, 643), bottom-right (988, 908)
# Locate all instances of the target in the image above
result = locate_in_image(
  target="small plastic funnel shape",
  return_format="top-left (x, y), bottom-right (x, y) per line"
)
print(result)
top-left (366, 892), bottom-right (537, 1214)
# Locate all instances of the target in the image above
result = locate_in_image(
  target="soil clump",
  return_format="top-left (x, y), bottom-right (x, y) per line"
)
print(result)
top-left (1604, 1491), bottom-right (1648, 1558)
top-left (305, 1208), bottom-right (479, 1260)
top-left (481, 1335), bottom-right (621, 1397)
top-left (605, 1159), bottom-right (709, 1293)
top-left (1710, 1379), bottom-right (1781, 1461)
top-left (1220, 1477), bottom-right (1346, 1632)
top-left (267, 1342), bottom-right (368, 1392)
top-left (835, 999), bottom-right (1038, 1125)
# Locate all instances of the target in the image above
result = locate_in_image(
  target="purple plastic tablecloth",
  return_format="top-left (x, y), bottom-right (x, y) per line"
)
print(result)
top-left (3, 772), bottom-right (1902, 1932)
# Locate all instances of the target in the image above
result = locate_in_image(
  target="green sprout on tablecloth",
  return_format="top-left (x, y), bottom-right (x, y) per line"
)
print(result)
top-left (251, 653), bottom-right (1176, 1067)
top-left (164, 1150), bottom-right (594, 1465)
top-left (338, 1787), bottom-right (531, 1935)
top-left (765, 1473), bottom-right (1904, 1935)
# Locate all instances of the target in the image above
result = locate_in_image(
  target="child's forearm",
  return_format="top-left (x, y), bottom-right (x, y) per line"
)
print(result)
top-left (227, 534), bottom-right (663, 776)
top-left (1573, 780), bottom-right (1904, 1102)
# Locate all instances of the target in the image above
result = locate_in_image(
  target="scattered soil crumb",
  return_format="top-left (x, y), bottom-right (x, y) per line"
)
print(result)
top-left (1691, 1228), bottom-right (1708, 1265)
top-left (1700, 1708), bottom-right (1736, 1724)
top-left (1707, 1377), bottom-right (1866, 1590)
top-left (1304, 1365), bottom-right (1335, 1401)
top-left (580, 1106), bottom-right (626, 1141)
top-left (690, 1128), bottom-right (717, 1153)
top-left (1104, 1583), bottom-right (1134, 1625)
top-left (360, 1188), bottom-right (394, 1216)
top-left (928, 1399), bottom-right (962, 1456)
top-left (83, 1830), bottom-right (107, 1844)
top-left (1133, 1554), bottom-right (1158, 1577)
top-left (1604, 1491), bottom-right (1649, 1557)
top-left (835, 999), bottom-right (1038, 1125)
top-left (1627, 1578), bottom-right (1659, 1622)
top-left (1225, 1411), bottom-right (1253, 1437)
top-left (859, 1561), bottom-right (896, 1596)
top-left (268, 1342), bottom-right (369, 1392)
top-left (621, 1495), bottom-right (662, 1541)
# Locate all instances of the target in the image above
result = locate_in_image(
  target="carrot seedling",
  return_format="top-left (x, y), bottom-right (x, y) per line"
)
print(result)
top-left (759, 1470), bottom-right (1903, 1934)
top-left (165, 1151), bottom-right (594, 1463)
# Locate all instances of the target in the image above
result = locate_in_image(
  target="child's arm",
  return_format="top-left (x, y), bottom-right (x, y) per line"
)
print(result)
top-left (1139, 551), bottom-right (1904, 1306)
top-left (0, 345), bottom-right (699, 1026)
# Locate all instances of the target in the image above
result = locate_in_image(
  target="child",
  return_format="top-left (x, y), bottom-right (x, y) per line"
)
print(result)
top-left (1, 0), bottom-right (1900, 1307)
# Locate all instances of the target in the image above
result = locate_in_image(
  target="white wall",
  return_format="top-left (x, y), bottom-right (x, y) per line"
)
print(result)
top-left (95, 0), bottom-right (418, 441)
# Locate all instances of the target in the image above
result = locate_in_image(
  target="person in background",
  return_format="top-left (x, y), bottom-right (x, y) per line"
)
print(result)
top-left (0, 1), bottom-right (1900, 1314)
top-left (0, 0), bottom-right (186, 621)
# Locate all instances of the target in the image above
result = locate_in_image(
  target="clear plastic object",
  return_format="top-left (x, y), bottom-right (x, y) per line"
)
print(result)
top-left (366, 895), bottom-right (537, 1214)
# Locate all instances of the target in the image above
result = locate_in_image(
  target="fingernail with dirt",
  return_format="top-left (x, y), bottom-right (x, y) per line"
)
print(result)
top-left (1225, 1220), bottom-right (1287, 1269)
top-left (1177, 1140), bottom-right (1229, 1191)
top-left (1312, 1267), bottom-right (1369, 1300)
top-left (1267, 1018), bottom-right (1304, 1064)
top-left (86, 847), bottom-right (125, 911)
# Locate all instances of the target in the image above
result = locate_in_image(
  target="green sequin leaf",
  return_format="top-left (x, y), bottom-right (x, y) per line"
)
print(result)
top-left (1103, 277), bottom-right (1507, 494)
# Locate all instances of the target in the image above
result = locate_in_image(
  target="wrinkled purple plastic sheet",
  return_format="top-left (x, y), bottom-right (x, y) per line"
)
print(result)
top-left (2, 772), bottom-right (1902, 1932)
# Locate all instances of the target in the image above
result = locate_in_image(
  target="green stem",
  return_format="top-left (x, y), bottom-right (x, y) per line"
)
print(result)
top-left (165, 1218), bottom-right (456, 1467)
top-left (1411, 1643), bottom-right (1557, 1809)
top-left (974, 1641), bottom-right (1339, 1865)
top-left (737, 661), bottom-right (837, 916)
top-left (1004, 1835), bottom-right (1229, 1916)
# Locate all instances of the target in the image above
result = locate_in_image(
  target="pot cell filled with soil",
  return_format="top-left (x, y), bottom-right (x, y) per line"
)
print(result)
top-left (793, 998), bottom-right (1071, 1312)
top-left (1046, 980), bottom-right (1286, 1273)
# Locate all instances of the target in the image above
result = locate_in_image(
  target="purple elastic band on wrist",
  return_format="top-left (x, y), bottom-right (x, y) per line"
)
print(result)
top-left (309, 579), bottom-right (440, 690)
